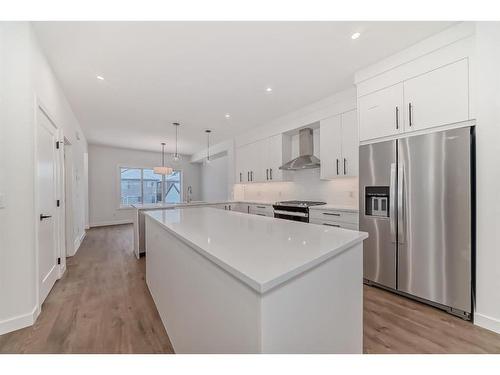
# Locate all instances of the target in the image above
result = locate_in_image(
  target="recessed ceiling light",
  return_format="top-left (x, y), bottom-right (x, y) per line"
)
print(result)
top-left (225, 113), bottom-right (231, 119)
top-left (351, 32), bottom-right (361, 40)
top-left (96, 75), bottom-right (104, 80)
top-left (266, 87), bottom-right (273, 93)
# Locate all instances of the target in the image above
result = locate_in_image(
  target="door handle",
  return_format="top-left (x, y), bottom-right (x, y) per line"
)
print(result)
top-left (395, 106), bottom-right (399, 129)
top-left (343, 158), bottom-right (347, 175)
top-left (389, 163), bottom-right (396, 243)
top-left (408, 103), bottom-right (413, 127)
top-left (397, 164), bottom-right (405, 244)
top-left (336, 159), bottom-right (339, 175)
top-left (40, 214), bottom-right (52, 221)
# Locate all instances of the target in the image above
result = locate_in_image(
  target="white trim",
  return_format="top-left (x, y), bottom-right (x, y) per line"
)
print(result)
top-left (474, 313), bottom-right (500, 334)
top-left (69, 230), bottom-right (87, 257)
top-left (359, 119), bottom-right (476, 146)
top-left (0, 305), bottom-right (40, 336)
top-left (90, 219), bottom-right (133, 228)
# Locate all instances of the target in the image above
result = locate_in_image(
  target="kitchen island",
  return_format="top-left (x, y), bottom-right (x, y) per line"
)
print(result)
top-left (145, 207), bottom-right (367, 353)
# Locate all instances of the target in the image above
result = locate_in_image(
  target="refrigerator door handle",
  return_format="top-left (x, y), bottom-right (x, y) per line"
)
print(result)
top-left (397, 164), bottom-right (405, 244)
top-left (389, 163), bottom-right (397, 243)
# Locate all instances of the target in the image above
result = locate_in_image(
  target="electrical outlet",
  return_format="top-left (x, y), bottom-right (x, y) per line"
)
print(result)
top-left (0, 193), bottom-right (5, 208)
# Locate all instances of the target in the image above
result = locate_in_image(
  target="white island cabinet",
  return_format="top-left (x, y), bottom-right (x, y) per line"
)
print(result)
top-left (145, 207), bottom-right (367, 353)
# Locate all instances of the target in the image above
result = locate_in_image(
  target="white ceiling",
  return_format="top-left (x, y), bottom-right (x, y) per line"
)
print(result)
top-left (33, 21), bottom-right (455, 155)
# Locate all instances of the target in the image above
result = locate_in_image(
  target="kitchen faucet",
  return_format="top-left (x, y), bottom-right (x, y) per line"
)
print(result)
top-left (187, 186), bottom-right (193, 203)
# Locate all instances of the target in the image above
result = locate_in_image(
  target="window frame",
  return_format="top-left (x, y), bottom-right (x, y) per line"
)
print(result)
top-left (117, 165), bottom-right (183, 209)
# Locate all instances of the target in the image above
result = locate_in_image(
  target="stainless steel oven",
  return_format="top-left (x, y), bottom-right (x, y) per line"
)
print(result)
top-left (273, 201), bottom-right (326, 223)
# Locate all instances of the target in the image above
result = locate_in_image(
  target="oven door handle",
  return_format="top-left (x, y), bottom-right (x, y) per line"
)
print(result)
top-left (273, 210), bottom-right (308, 218)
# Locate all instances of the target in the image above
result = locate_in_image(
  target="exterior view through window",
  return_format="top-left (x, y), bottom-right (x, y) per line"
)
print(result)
top-left (120, 167), bottom-right (181, 206)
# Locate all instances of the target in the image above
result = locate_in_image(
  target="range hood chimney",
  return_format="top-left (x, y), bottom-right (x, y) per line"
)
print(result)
top-left (279, 128), bottom-right (320, 171)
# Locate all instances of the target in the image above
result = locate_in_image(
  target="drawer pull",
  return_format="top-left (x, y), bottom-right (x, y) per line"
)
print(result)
top-left (323, 212), bottom-right (341, 216)
top-left (323, 223), bottom-right (340, 227)
top-left (256, 206), bottom-right (267, 209)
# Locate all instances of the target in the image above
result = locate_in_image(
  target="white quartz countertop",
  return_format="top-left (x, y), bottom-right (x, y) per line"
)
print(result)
top-left (133, 201), bottom-right (357, 212)
top-left (132, 200), bottom-right (274, 210)
top-left (145, 207), bottom-right (367, 294)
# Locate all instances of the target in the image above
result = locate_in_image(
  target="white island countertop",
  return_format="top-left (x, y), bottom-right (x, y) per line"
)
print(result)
top-left (145, 207), bottom-right (368, 293)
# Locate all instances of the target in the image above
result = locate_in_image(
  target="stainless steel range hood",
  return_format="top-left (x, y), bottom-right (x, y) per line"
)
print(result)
top-left (279, 128), bottom-right (320, 170)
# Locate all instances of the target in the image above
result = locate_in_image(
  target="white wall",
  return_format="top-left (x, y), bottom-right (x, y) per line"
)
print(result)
top-left (0, 22), bottom-right (88, 334)
top-left (473, 22), bottom-right (500, 334)
top-left (88, 144), bottom-right (201, 227)
top-left (200, 153), bottom-right (228, 201)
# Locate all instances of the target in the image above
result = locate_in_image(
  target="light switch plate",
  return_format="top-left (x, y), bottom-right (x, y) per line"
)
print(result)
top-left (0, 193), bottom-right (5, 208)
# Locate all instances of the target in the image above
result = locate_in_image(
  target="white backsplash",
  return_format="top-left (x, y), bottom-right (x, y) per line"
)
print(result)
top-left (233, 168), bottom-right (358, 207)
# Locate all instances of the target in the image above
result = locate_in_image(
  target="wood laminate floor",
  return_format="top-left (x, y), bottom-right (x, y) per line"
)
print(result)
top-left (1, 224), bottom-right (499, 354)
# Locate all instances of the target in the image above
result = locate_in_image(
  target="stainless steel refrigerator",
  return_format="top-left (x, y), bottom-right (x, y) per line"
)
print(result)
top-left (359, 126), bottom-right (473, 319)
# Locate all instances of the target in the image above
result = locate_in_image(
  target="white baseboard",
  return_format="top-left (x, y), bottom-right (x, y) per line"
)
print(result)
top-left (0, 305), bottom-right (40, 336)
top-left (474, 313), bottom-right (500, 334)
top-left (90, 219), bottom-right (133, 228)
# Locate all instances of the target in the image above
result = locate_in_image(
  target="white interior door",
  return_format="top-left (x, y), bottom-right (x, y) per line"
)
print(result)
top-left (37, 109), bottom-right (59, 304)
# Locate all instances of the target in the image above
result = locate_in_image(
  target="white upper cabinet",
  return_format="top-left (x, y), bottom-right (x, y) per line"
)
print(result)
top-left (320, 115), bottom-right (342, 179)
top-left (340, 110), bottom-right (358, 177)
top-left (235, 134), bottom-right (291, 184)
top-left (320, 109), bottom-right (358, 179)
top-left (265, 134), bottom-right (286, 182)
top-left (358, 83), bottom-right (404, 142)
top-left (403, 59), bottom-right (469, 132)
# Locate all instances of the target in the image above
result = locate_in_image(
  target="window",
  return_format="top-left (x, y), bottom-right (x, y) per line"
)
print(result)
top-left (120, 167), bottom-right (182, 206)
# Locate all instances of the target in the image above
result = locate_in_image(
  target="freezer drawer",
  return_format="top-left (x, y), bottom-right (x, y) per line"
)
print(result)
top-left (397, 127), bottom-right (472, 314)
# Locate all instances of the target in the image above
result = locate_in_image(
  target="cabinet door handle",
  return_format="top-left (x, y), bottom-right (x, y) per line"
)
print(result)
top-left (251, 171), bottom-right (253, 181)
top-left (323, 223), bottom-right (340, 227)
top-left (256, 206), bottom-right (266, 209)
top-left (240, 172), bottom-right (242, 182)
top-left (336, 159), bottom-right (339, 175)
top-left (266, 168), bottom-right (269, 180)
top-left (247, 171), bottom-right (250, 182)
top-left (323, 212), bottom-right (341, 216)
top-left (408, 102), bottom-right (413, 127)
top-left (395, 106), bottom-right (399, 129)
top-left (270, 168), bottom-right (272, 180)
top-left (343, 158), bottom-right (346, 175)
top-left (40, 214), bottom-right (52, 221)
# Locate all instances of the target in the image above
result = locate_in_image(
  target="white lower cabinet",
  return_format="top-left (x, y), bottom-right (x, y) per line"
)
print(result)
top-left (309, 209), bottom-right (358, 230)
top-left (248, 204), bottom-right (273, 217)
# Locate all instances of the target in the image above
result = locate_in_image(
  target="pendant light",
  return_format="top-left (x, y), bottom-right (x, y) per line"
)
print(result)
top-left (205, 129), bottom-right (212, 164)
top-left (154, 142), bottom-right (173, 175)
top-left (172, 122), bottom-right (181, 162)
